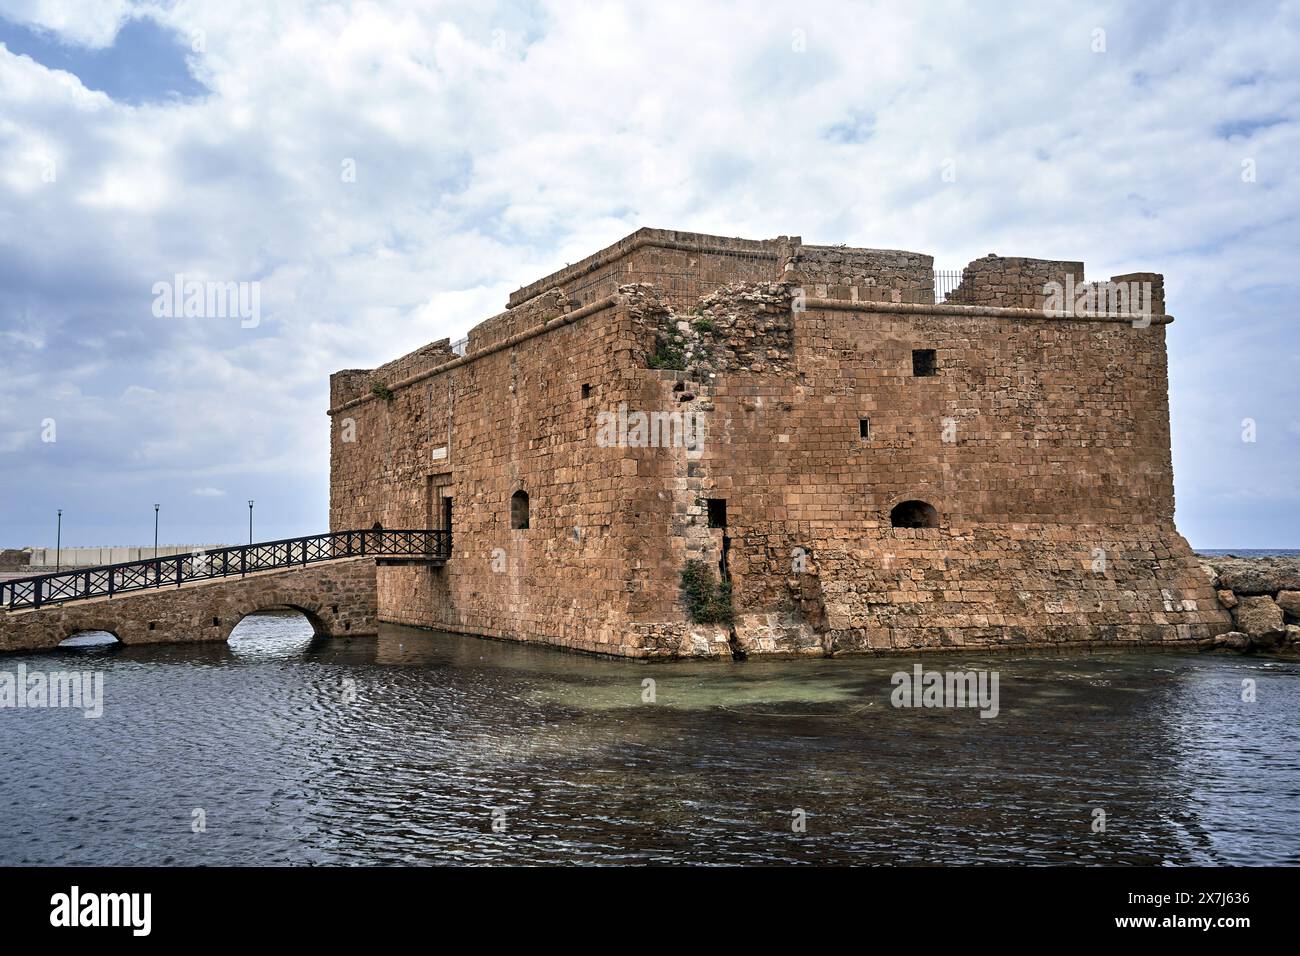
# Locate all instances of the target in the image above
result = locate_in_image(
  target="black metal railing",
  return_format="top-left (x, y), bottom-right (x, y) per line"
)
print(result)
top-left (1, 529), bottom-right (450, 611)
top-left (933, 269), bottom-right (967, 303)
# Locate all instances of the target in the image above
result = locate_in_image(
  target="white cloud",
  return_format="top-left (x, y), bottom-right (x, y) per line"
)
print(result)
top-left (0, 0), bottom-right (1297, 545)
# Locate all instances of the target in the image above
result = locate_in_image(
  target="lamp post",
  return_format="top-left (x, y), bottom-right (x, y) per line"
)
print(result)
top-left (248, 500), bottom-right (254, 545)
top-left (56, 509), bottom-right (62, 571)
top-left (154, 503), bottom-right (160, 559)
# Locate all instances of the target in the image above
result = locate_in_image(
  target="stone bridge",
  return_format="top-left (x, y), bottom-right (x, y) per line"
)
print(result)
top-left (0, 558), bottom-right (378, 653)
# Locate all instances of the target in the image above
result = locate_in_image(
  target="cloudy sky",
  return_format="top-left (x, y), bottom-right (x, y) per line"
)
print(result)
top-left (0, 0), bottom-right (1296, 549)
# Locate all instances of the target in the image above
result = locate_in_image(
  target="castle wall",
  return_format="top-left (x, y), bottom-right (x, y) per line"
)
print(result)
top-left (506, 228), bottom-right (787, 311)
top-left (947, 255), bottom-right (1084, 309)
top-left (620, 284), bottom-right (1229, 655)
top-left (327, 229), bottom-right (1230, 659)
top-left (784, 244), bottom-right (935, 303)
top-left (329, 299), bottom-right (694, 657)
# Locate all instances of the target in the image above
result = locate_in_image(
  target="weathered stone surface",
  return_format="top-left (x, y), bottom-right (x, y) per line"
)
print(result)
top-left (947, 254), bottom-right (1085, 311)
top-left (1287, 624), bottom-right (1300, 646)
top-left (1203, 557), bottom-right (1300, 596)
top-left (1275, 590), bottom-right (1300, 619)
top-left (0, 558), bottom-right (377, 654)
top-left (327, 227), bottom-right (1229, 659)
top-left (1215, 589), bottom-right (1238, 609)
top-left (1232, 595), bottom-right (1286, 643)
top-left (1214, 631), bottom-right (1251, 650)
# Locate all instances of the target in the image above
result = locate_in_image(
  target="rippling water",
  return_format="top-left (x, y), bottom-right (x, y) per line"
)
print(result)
top-left (2, 612), bottom-right (1297, 865)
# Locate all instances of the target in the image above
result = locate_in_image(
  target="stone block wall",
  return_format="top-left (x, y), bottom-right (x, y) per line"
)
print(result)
top-left (948, 254), bottom-right (1085, 309)
top-left (0, 557), bottom-right (378, 653)
top-left (594, 282), bottom-right (1226, 654)
top-left (506, 228), bottom-right (786, 311)
top-left (327, 228), bottom-right (1219, 658)
top-left (330, 298), bottom-right (664, 656)
top-left (784, 244), bottom-right (935, 304)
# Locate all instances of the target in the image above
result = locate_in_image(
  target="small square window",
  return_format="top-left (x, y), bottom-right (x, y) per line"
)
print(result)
top-left (581, 383), bottom-right (591, 399)
top-left (706, 498), bottom-right (727, 529)
top-left (912, 349), bottom-right (937, 377)
top-left (859, 418), bottom-right (870, 439)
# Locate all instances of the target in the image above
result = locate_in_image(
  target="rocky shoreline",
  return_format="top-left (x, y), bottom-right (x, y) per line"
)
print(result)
top-left (1197, 555), bottom-right (1300, 653)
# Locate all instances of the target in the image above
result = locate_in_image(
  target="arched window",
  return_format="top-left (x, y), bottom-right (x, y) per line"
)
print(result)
top-left (510, 490), bottom-right (530, 530)
top-left (890, 500), bottom-right (939, 529)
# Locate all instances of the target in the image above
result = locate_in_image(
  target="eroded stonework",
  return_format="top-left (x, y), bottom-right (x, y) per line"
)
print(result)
top-left (328, 228), bottom-right (1231, 658)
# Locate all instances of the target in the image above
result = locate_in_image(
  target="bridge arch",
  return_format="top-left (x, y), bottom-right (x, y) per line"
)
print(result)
top-left (226, 594), bottom-right (334, 641)
top-left (228, 600), bottom-right (330, 639)
top-left (58, 627), bottom-right (122, 648)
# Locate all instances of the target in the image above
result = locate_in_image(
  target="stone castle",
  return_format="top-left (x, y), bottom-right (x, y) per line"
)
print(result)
top-left (327, 228), bottom-right (1231, 659)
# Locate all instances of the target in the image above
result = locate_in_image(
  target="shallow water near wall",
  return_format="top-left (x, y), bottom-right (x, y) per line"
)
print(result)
top-left (2, 611), bottom-right (1297, 865)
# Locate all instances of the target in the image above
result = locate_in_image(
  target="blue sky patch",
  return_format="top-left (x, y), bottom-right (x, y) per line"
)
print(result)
top-left (0, 14), bottom-right (206, 104)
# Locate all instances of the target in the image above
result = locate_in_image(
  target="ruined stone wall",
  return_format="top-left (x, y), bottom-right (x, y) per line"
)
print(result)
top-left (784, 244), bottom-right (935, 304)
top-left (615, 283), bottom-right (1228, 656)
top-left (331, 340), bottom-right (458, 408)
top-left (507, 228), bottom-right (785, 311)
top-left (467, 289), bottom-right (571, 354)
top-left (948, 255), bottom-right (1085, 309)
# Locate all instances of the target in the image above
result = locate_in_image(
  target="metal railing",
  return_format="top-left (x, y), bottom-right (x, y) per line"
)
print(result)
top-left (933, 269), bottom-right (967, 304)
top-left (1, 529), bottom-right (450, 611)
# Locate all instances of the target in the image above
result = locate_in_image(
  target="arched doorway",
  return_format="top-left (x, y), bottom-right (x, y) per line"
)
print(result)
top-left (890, 500), bottom-right (939, 529)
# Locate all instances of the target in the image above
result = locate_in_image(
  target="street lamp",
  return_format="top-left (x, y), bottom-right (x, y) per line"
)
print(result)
top-left (56, 509), bottom-right (62, 571)
top-left (154, 504), bottom-right (160, 559)
top-left (248, 500), bottom-right (254, 544)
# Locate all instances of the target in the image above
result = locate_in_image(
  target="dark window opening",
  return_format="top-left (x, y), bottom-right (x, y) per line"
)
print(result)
top-left (148, 622), bottom-right (156, 631)
top-left (707, 498), bottom-right (727, 529)
top-left (212, 617), bottom-right (220, 627)
top-left (581, 383), bottom-right (591, 399)
top-left (859, 418), bottom-right (870, 439)
top-left (912, 348), bottom-right (937, 377)
top-left (371, 521), bottom-right (384, 531)
top-left (442, 496), bottom-right (453, 534)
top-left (510, 490), bottom-right (530, 530)
top-left (890, 500), bottom-right (940, 529)
top-left (330, 604), bottom-right (339, 614)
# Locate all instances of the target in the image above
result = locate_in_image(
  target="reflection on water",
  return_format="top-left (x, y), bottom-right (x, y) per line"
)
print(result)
top-left (1, 611), bottom-right (1297, 865)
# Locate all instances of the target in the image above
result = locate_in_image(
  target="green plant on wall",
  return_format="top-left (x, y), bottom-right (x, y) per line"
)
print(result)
top-left (648, 332), bottom-right (687, 370)
top-left (681, 559), bottom-right (735, 625)
top-left (370, 382), bottom-right (395, 400)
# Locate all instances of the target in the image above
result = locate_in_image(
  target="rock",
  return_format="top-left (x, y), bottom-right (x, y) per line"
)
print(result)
top-left (1216, 589), bottom-right (1238, 609)
top-left (1215, 631), bottom-right (1250, 650)
top-left (1233, 595), bottom-right (1286, 642)
top-left (1287, 625), bottom-right (1300, 646)
top-left (1203, 557), bottom-right (1300, 596)
top-left (1276, 590), bottom-right (1300, 619)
